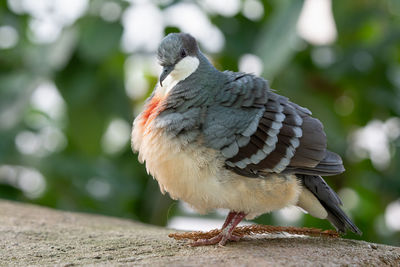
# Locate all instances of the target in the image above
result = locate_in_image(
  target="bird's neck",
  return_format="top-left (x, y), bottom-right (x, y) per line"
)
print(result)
top-left (146, 53), bottom-right (223, 139)
top-left (197, 52), bottom-right (220, 76)
top-left (167, 57), bottom-right (221, 105)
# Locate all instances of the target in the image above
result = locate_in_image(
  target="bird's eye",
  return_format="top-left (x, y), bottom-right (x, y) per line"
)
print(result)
top-left (180, 49), bottom-right (187, 58)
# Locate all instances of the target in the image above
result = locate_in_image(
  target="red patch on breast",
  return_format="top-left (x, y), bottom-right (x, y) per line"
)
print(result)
top-left (140, 95), bottom-right (165, 128)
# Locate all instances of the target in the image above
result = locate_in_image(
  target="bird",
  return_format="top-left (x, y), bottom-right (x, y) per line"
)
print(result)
top-left (131, 32), bottom-right (362, 246)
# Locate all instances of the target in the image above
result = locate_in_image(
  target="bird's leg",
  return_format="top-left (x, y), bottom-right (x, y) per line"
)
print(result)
top-left (218, 212), bottom-right (246, 245)
top-left (191, 211), bottom-right (246, 246)
top-left (221, 211), bottom-right (238, 229)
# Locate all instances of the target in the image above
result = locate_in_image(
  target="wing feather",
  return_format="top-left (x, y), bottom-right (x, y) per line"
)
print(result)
top-left (205, 71), bottom-right (344, 178)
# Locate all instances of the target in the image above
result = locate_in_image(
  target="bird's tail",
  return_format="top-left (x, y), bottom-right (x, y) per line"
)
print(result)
top-left (298, 174), bottom-right (362, 235)
top-left (324, 199), bottom-right (362, 235)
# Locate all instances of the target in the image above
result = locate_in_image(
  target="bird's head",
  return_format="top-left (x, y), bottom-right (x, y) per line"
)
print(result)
top-left (157, 33), bottom-right (200, 87)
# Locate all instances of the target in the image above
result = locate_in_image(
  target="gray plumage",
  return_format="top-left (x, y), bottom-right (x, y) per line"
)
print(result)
top-left (150, 32), bottom-right (361, 236)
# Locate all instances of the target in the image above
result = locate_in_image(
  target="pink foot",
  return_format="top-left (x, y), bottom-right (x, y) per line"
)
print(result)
top-left (190, 233), bottom-right (242, 246)
top-left (190, 211), bottom-right (246, 246)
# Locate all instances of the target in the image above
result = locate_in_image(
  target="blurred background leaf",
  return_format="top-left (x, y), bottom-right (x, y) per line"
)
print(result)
top-left (0, 0), bottom-right (399, 246)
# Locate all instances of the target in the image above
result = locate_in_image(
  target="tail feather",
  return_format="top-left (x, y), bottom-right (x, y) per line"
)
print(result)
top-left (325, 204), bottom-right (362, 235)
top-left (298, 174), bottom-right (362, 235)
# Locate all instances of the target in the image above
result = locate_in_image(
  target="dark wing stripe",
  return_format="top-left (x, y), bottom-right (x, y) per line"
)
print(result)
top-left (279, 124), bottom-right (302, 138)
top-left (259, 117), bottom-right (283, 131)
top-left (217, 74), bottom-right (345, 178)
top-left (279, 135), bottom-right (300, 148)
top-left (274, 148), bottom-right (297, 172)
top-left (248, 142), bottom-right (288, 169)
top-left (248, 112), bottom-right (303, 172)
top-left (258, 121), bottom-right (280, 137)
top-left (282, 104), bottom-right (303, 126)
top-left (263, 111), bottom-right (284, 121)
top-left (253, 130), bottom-right (270, 146)
top-left (226, 104), bottom-right (283, 168)
top-left (251, 134), bottom-right (268, 149)
top-left (282, 115), bottom-right (302, 126)
top-left (228, 132), bottom-right (267, 162)
top-left (226, 142), bottom-right (260, 168)
top-left (226, 98), bottom-right (283, 163)
top-left (265, 102), bottom-right (284, 112)
top-left (226, 96), bottom-right (307, 172)
top-left (235, 133), bottom-right (276, 167)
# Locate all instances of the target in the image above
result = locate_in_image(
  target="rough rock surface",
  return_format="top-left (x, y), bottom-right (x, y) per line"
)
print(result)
top-left (0, 200), bottom-right (399, 266)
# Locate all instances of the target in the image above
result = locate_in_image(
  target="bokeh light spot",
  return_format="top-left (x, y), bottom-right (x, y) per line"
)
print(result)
top-left (86, 178), bottom-right (111, 199)
top-left (297, 0), bottom-right (337, 45)
top-left (385, 200), bottom-right (400, 232)
top-left (102, 118), bottom-right (131, 155)
top-left (18, 168), bottom-right (46, 199)
top-left (100, 1), bottom-right (121, 22)
top-left (0, 25), bottom-right (19, 49)
top-left (15, 131), bottom-right (41, 155)
top-left (164, 2), bottom-right (225, 53)
top-left (338, 187), bottom-right (359, 211)
top-left (238, 54), bottom-right (264, 76)
top-left (274, 206), bottom-right (303, 225)
top-left (242, 0), bottom-right (264, 21)
top-left (200, 0), bottom-right (241, 17)
top-left (348, 118), bottom-right (400, 170)
top-left (124, 55), bottom-right (158, 100)
top-left (30, 81), bottom-right (66, 121)
top-left (121, 2), bottom-right (163, 52)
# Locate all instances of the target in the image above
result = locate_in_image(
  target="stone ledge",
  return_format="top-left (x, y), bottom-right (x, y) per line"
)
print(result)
top-left (0, 200), bottom-right (399, 266)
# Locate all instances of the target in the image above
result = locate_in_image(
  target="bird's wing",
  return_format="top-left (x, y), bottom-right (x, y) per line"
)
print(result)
top-left (204, 72), bottom-right (344, 178)
top-left (202, 72), bottom-right (268, 177)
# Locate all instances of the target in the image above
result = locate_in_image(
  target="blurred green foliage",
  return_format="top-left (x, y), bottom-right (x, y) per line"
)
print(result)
top-left (0, 0), bottom-right (399, 246)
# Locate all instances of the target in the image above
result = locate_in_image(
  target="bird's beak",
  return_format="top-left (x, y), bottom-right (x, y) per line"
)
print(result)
top-left (159, 65), bottom-right (174, 87)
